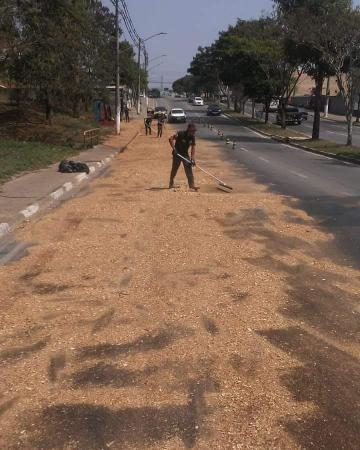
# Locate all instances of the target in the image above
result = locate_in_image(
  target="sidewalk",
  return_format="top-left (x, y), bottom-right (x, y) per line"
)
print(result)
top-left (0, 119), bottom-right (359, 448)
top-left (0, 118), bottom-right (140, 237)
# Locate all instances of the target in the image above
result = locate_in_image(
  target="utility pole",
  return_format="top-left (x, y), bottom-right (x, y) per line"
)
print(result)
top-left (137, 37), bottom-right (142, 115)
top-left (115, 0), bottom-right (121, 134)
top-left (144, 52), bottom-right (149, 108)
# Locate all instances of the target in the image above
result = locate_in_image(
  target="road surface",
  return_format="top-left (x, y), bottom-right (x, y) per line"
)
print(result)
top-left (243, 102), bottom-right (359, 146)
top-left (160, 97), bottom-right (360, 267)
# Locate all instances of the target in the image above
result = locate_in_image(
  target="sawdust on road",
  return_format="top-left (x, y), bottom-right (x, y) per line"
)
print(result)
top-left (1, 118), bottom-right (360, 450)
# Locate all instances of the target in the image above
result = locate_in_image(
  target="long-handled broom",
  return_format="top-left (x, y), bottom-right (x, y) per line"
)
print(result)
top-left (175, 153), bottom-right (233, 193)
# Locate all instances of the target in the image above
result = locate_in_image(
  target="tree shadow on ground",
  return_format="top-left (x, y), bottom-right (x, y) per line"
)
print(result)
top-left (22, 377), bottom-right (217, 450)
top-left (78, 326), bottom-right (194, 360)
top-left (258, 327), bottom-right (360, 449)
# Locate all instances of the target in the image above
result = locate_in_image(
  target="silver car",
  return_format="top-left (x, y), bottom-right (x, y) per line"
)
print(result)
top-left (168, 108), bottom-right (187, 123)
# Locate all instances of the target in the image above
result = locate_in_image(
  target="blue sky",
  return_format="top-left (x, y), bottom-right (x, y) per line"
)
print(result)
top-left (104, 0), bottom-right (360, 88)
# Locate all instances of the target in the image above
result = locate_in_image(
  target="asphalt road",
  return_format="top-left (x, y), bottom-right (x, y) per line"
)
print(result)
top-left (158, 96), bottom-right (360, 266)
top-left (243, 102), bottom-right (360, 147)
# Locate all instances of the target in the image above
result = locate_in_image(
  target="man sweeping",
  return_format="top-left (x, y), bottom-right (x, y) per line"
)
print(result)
top-left (144, 114), bottom-right (152, 135)
top-left (168, 123), bottom-right (198, 191)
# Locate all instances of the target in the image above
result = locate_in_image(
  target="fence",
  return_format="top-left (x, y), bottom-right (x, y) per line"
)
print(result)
top-left (83, 128), bottom-right (100, 148)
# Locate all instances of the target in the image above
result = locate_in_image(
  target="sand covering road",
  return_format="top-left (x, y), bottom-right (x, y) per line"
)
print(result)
top-left (1, 120), bottom-right (360, 449)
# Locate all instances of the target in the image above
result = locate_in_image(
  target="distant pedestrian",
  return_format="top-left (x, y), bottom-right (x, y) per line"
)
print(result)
top-left (144, 115), bottom-right (152, 135)
top-left (124, 105), bottom-right (130, 122)
top-left (157, 115), bottom-right (165, 137)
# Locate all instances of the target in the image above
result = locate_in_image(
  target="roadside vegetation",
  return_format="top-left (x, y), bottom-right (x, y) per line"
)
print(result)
top-left (173, 0), bottom-right (360, 146)
top-left (0, 139), bottom-right (78, 184)
top-left (0, 1), bottom-right (146, 182)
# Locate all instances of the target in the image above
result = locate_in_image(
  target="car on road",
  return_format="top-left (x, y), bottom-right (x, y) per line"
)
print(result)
top-left (207, 104), bottom-right (222, 116)
top-left (153, 106), bottom-right (168, 119)
top-left (168, 108), bottom-right (187, 123)
top-left (276, 106), bottom-right (307, 125)
top-left (193, 97), bottom-right (204, 106)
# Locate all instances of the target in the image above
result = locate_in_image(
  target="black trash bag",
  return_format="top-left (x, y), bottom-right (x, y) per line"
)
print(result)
top-left (58, 160), bottom-right (90, 174)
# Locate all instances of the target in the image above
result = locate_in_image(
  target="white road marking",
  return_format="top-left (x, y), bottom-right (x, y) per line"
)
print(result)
top-left (341, 191), bottom-right (352, 196)
top-left (240, 147), bottom-right (249, 152)
top-left (326, 130), bottom-right (347, 137)
top-left (249, 129), bottom-right (267, 139)
top-left (63, 182), bottom-right (73, 192)
top-left (50, 188), bottom-right (64, 200)
top-left (258, 156), bottom-right (270, 163)
top-left (0, 223), bottom-right (11, 237)
top-left (21, 203), bottom-right (39, 218)
top-left (75, 173), bottom-right (88, 183)
top-left (290, 170), bottom-right (308, 179)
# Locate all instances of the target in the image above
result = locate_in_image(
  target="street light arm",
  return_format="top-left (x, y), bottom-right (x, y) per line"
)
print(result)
top-left (148, 62), bottom-right (164, 72)
top-left (148, 54), bottom-right (167, 64)
top-left (142, 32), bottom-right (167, 43)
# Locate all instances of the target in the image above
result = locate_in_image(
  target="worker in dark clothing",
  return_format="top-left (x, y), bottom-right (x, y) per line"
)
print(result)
top-left (168, 123), bottom-right (198, 190)
top-left (157, 115), bottom-right (165, 138)
top-left (144, 115), bottom-right (152, 135)
top-left (124, 105), bottom-right (130, 122)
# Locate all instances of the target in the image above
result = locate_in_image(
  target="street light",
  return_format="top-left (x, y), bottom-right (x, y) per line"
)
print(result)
top-left (137, 33), bottom-right (167, 114)
top-left (148, 54), bottom-right (167, 64)
top-left (148, 62), bottom-right (164, 72)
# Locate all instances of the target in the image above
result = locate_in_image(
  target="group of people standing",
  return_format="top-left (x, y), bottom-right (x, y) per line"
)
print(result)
top-left (144, 114), bottom-right (166, 138)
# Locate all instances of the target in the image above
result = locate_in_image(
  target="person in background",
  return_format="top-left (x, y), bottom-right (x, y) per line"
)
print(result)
top-left (144, 114), bottom-right (152, 135)
top-left (157, 114), bottom-right (165, 137)
top-left (124, 105), bottom-right (130, 122)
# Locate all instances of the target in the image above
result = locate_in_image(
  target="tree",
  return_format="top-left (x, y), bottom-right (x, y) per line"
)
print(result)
top-left (274, 0), bottom-right (360, 145)
top-left (214, 18), bottom-right (306, 126)
top-left (0, 0), bottom-right (140, 123)
top-left (274, 0), bottom-right (352, 139)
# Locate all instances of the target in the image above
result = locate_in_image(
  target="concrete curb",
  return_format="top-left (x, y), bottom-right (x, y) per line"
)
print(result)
top-left (0, 131), bottom-right (140, 239)
top-left (222, 113), bottom-right (360, 167)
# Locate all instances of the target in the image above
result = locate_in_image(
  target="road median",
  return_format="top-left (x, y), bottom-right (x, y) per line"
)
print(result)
top-left (225, 112), bottom-right (360, 165)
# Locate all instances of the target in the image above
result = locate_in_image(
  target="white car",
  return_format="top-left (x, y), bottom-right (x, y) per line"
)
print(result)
top-left (193, 97), bottom-right (204, 106)
top-left (168, 108), bottom-right (187, 123)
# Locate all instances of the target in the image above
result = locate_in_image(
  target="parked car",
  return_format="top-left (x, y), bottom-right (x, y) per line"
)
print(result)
top-left (153, 106), bottom-right (168, 119)
top-left (207, 104), bottom-right (222, 116)
top-left (276, 106), bottom-right (306, 125)
top-left (193, 97), bottom-right (204, 106)
top-left (168, 108), bottom-right (187, 123)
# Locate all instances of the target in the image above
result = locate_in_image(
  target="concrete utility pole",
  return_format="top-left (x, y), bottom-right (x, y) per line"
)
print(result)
top-left (115, 0), bottom-right (121, 134)
top-left (137, 37), bottom-right (142, 115)
top-left (144, 52), bottom-right (149, 108)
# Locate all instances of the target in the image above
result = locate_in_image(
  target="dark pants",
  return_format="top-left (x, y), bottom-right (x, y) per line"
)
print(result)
top-left (169, 154), bottom-right (194, 188)
top-left (125, 112), bottom-right (130, 122)
top-left (157, 124), bottom-right (163, 137)
top-left (145, 124), bottom-right (152, 135)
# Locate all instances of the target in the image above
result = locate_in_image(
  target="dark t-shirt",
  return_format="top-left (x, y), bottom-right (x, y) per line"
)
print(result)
top-left (175, 131), bottom-right (195, 156)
